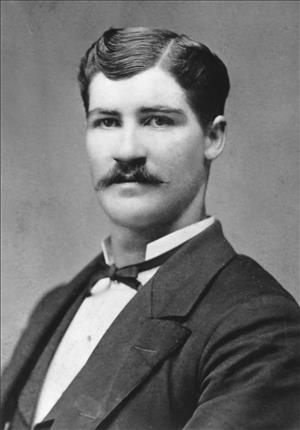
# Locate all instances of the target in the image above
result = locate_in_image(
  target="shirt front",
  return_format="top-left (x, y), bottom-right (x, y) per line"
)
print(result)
top-left (33, 216), bottom-right (215, 424)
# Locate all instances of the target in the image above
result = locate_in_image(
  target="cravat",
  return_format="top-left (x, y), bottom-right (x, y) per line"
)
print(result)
top-left (89, 244), bottom-right (183, 291)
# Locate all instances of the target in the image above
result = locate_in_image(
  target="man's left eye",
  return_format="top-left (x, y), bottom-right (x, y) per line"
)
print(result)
top-left (144, 116), bottom-right (174, 127)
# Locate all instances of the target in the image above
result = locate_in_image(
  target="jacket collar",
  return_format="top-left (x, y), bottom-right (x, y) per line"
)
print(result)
top-left (97, 219), bottom-right (235, 320)
top-left (150, 220), bottom-right (236, 318)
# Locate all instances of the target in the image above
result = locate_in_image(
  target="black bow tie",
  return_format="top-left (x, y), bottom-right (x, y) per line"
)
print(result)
top-left (88, 244), bottom-right (182, 291)
top-left (108, 264), bottom-right (141, 289)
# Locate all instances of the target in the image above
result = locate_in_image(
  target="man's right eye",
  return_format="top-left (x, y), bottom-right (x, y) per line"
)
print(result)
top-left (93, 118), bottom-right (120, 128)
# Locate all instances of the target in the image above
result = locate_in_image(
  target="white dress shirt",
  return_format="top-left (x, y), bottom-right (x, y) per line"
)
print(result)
top-left (33, 216), bottom-right (214, 424)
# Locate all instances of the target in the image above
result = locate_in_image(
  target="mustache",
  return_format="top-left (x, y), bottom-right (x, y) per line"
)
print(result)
top-left (95, 163), bottom-right (165, 191)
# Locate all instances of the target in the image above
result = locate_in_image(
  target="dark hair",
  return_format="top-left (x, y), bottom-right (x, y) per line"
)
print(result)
top-left (78, 27), bottom-right (230, 130)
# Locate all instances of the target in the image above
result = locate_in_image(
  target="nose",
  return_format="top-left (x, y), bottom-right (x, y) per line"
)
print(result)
top-left (113, 124), bottom-right (147, 165)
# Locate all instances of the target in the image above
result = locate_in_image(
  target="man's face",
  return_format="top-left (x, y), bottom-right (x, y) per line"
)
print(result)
top-left (86, 67), bottom-right (211, 233)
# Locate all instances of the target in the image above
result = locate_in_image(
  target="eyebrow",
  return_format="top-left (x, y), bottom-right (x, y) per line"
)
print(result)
top-left (140, 106), bottom-right (185, 115)
top-left (87, 108), bottom-right (120, 119)
top-left (87, 106), bottom-right (185, 119)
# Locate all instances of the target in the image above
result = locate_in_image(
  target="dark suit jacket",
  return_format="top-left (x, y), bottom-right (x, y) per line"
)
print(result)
top-left (1, 221), bottom-right (300, 430)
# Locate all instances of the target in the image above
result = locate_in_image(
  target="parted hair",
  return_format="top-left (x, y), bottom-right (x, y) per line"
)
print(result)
top-left (78, 27), bottom-right (230, 131)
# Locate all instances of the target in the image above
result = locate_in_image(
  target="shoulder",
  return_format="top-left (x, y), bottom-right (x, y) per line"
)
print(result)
top-left (184, 255), bottom-right (300, 430)
top-left (186, 253), bottom-right (300, 357)
top-left (28, 252), bottom-right (104, 323)
top-left (1, 253), bottom-right (103, 417)
top-left (207, 253), bottom-right (299, 311)
top-left (4, 251), bottom-right (104, 361)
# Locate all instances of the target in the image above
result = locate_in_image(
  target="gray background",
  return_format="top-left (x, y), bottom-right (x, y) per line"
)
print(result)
top-left (1, 0), bottom-right (299, 366)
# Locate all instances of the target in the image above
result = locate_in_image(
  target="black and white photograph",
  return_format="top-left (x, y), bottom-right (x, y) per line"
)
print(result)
top-left (1, 1), bottom-right (299, 429)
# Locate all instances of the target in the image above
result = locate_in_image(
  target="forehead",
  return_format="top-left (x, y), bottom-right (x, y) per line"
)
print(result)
top-left (88, 67), bottom-right (191, 113)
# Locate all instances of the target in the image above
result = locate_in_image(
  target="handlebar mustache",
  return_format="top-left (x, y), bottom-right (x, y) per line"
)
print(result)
top-left (95, 164), bottom-right (165, 191)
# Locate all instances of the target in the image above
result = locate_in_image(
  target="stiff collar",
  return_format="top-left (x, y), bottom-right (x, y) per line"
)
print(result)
top-left (101, 217), bottom-right (215, 266)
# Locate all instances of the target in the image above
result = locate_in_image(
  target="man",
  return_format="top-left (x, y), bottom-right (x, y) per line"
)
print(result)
top-left (1, 27), bottom-right (299, 430)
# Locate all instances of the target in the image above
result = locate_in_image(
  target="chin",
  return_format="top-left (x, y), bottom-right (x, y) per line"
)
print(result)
top-left (106, 208), bottom-right (161, 230)
top-left (100, 197), bottom-right (174, 231)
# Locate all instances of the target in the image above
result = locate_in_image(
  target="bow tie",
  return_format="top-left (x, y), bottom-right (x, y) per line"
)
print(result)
top-left (89, 244), bottom-right (182, 291)
top-left (107, 264), bottom-right (141, 289)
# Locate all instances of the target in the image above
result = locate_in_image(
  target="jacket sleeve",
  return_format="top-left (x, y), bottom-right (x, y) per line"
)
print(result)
top-left (183, 295), bottom-right (300, 430)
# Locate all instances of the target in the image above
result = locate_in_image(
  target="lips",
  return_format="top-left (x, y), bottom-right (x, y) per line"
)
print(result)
top-left (113, 176), bottom-right (151, 184)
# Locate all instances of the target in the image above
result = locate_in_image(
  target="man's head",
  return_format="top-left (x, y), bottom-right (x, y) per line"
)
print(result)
top-left (78, 28), bottom-right (230, 235)
top-left (78, 27), bottom-right (230, 133)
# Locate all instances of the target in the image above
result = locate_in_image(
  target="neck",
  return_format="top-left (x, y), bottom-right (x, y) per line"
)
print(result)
top-left (109, 205), bottom-right (207, 268)
top-left (109, 227), bottom-right (153, 267)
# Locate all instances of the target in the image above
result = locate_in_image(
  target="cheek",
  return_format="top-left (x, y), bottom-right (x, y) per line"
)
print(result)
top-left (156, 135), bottom-right (204, 179)
top-left (86, 133), bottom-right (102, 157)
top-left (86, 129), bottom-right (115, 153)
top-left (85, 138), bottom-right (109, 179)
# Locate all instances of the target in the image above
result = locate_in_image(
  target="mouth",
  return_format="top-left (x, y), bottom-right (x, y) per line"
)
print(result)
top-left (108, 180), bottom-right (161, 197)
top-left (113, 178), bottom-right (156, 184)
top-left (111, 181), bottom-right (161, 189)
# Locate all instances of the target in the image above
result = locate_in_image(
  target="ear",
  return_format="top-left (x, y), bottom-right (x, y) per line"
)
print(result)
top-left (204, 115), bottom-right (227, 161)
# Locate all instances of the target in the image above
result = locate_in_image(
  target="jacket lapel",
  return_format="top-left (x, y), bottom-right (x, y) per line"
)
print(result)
top-left (49, 305), bottom-right (190, 430)
top-left (16, 255), bottom-right (107, 427)
top-left (44, 221), bottom-right (236, 430)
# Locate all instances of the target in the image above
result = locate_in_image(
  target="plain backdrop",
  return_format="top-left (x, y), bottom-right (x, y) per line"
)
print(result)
top-left (1, 0), bottom-right (299, 366)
